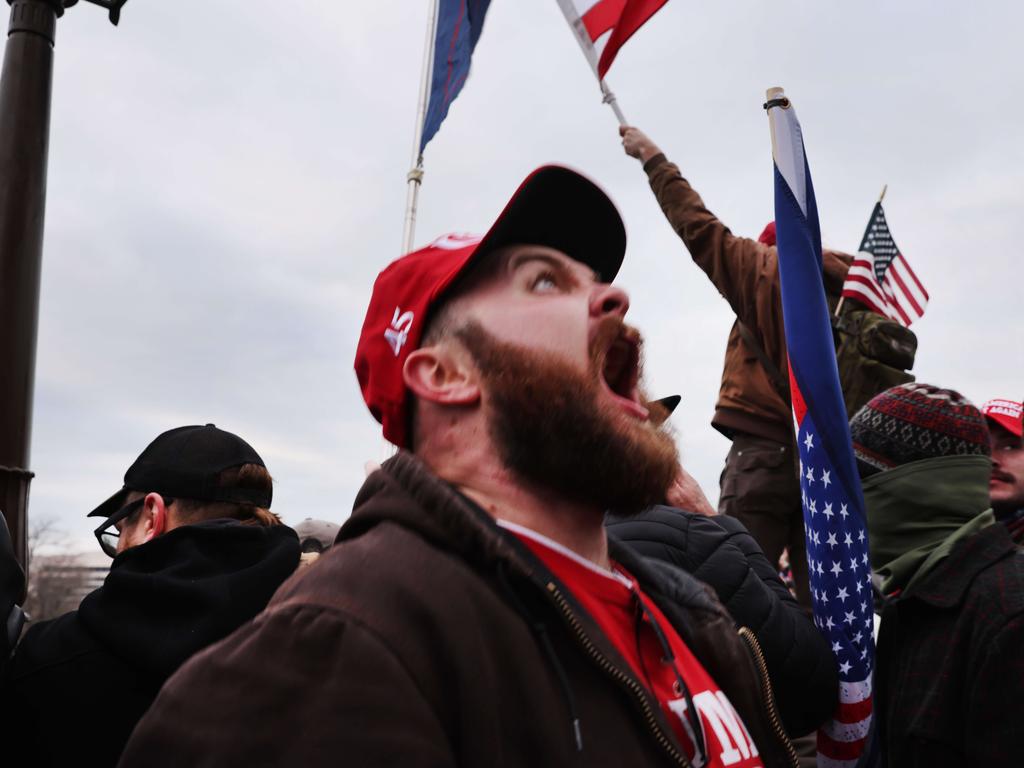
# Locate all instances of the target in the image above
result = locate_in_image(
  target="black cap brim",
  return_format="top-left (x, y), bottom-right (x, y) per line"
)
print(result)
top-left (471, 165), bottom-right (626, 284)
top-left (87, 487), bottom-right (131, 519)
top-left (650, 395), bottom-right (681, 425)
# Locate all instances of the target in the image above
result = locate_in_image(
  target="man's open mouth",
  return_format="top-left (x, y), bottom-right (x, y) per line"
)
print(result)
top-left (599, 327), bottom-right (648, 420)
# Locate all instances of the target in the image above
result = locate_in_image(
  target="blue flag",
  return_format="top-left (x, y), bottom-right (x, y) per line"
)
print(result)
top-left (766, 88), bottom-right (875, 767)
top-left (420, 0), bottom-right (493, 154)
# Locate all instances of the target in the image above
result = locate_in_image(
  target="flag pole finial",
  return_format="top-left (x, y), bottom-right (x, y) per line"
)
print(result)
top-left (764, 87), bottom-right (789, 165)
top-left (878, 184), bottom-right (888, 204)
top-left (763, 86), bottom-right (789, 111)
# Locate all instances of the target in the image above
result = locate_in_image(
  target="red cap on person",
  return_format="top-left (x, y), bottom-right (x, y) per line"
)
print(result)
top-left (758, 221), bottom-right (776, 246)
top-left (354, 165), bottom-right (627, 448)
top-left (981, 399), bottom-right (1023, 438)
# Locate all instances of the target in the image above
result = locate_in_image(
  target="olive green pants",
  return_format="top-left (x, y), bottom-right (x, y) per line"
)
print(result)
top-left (718, 433), bottom-right (811, 608)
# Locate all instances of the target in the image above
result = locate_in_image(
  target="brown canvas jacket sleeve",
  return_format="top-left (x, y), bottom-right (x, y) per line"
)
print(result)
top-left (118, 603), bottom-right (456, 768)
top-left (644, 154), bottom-right (787, 369)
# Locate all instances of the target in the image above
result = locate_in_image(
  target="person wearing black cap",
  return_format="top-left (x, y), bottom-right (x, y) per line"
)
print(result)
top-left (0, 425), bottom-right (300, 768)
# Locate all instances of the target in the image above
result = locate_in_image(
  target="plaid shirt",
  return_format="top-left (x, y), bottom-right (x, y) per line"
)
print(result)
top-left (874, 522), bottom-right (1024, 766)
top-left (1003, 509), bottom-right (1024, 543)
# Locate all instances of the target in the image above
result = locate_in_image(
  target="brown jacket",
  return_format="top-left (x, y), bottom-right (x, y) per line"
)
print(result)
top-left (645, 154), bottom-right (851, 444)
top-left (120, 452), bottom-right (798, 767)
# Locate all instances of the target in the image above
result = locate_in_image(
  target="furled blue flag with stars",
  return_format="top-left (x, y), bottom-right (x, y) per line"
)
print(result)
top-left (765, 87), bottom-right (874, 768)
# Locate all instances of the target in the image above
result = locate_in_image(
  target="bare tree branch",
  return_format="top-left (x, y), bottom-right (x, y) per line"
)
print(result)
top-left (22, 518), bottom-right (92, 623)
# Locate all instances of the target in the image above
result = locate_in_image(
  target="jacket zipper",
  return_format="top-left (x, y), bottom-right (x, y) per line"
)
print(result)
top-left (544, 581), bottom-right (692, 767)
top-left (737, 627), bottom-right (800, 768)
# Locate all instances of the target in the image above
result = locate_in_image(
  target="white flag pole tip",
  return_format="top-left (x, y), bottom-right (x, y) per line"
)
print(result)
top-left (764, 86), bottom-right (789, 164)
top-left (763, 86), bottom-right (790, 111)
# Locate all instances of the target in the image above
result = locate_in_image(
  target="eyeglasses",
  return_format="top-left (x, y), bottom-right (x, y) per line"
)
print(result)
top-left (93, 496), bottom-right (173, 558)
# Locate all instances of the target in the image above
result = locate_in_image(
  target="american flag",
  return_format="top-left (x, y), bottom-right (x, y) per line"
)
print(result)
top-left (766, 88), bottom-right (875, 767)
top-left (842, 202), bottom-right (928, 327)
top-left (555, 0), bottom-right (670, 79)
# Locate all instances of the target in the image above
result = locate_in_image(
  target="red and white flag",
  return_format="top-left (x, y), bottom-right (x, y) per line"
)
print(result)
top-left (555, 0), bottom-right (670, 79)
top-left (842, 202), bottom-right (928, 327)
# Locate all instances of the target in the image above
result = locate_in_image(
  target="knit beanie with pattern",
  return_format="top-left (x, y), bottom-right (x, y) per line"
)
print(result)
top-left (849, 383), bottom-right (991, 477)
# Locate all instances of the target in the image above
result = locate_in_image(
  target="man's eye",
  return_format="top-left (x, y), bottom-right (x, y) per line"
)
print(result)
top-left (531, 273), bottom-right (560, 293)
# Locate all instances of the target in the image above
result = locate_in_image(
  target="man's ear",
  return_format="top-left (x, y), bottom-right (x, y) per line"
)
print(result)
top-left (403, 344), bottom-right (480, 406)
top-left (141, 493), bottom-right (169, 542)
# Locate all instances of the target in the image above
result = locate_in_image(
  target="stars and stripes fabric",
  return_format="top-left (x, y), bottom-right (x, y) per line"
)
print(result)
top-left (555, 0), bottom-right (670, 79)
top-left (765, 89), bottom-right (875, 768)
top-left (421, 0), bottom-right (493, 153)
top-left (841, 202), bottom-right (928, 326)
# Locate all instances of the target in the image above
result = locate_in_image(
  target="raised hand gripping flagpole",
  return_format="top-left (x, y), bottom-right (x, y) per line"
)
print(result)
top-left (765, 87), bottom-right (876, 768)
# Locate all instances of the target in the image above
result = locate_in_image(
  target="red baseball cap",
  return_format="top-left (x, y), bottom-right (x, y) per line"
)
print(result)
top-left (981, 398), bottom-right (1023, 438)
top-left (355, 165), bottom-right (627, 448)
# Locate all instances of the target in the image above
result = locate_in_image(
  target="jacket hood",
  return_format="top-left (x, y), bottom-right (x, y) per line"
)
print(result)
top-left (863, 454), bottom-right (993, 594)
top-left (345, 453), bottom-right (529, 575)
top-left (77, 519), bottom-right (299, 678)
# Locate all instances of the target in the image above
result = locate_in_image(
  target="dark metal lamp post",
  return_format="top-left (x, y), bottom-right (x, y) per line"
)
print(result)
top-left (0, 0), bottom-right (127, 574)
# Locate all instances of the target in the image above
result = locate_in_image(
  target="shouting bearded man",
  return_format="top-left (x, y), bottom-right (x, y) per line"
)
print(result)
top-left (120, 167), bottom-right (797, 768)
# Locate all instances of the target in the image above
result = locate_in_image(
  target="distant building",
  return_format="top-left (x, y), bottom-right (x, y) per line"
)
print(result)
top-left (26, 551), bottom-right (109, 622)
top-left (294, 518), bottom-right (340, 553)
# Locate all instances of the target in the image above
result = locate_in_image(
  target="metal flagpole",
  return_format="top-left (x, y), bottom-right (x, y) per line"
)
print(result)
top-left (0, 0), bottom-right (127, 571)
top-left (401, 0), bottom-right (439, 255)
top-left (599, 79), bottom-right (627, 125)
top-left (835, 183), bottom-right (888, 318)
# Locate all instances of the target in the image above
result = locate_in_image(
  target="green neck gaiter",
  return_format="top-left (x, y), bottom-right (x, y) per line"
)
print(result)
top-left (863, 455), bottom-right (994, 595)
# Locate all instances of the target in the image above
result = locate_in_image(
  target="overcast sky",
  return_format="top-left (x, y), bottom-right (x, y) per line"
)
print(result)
top-left (29, 1), bottom-right (1023, 551)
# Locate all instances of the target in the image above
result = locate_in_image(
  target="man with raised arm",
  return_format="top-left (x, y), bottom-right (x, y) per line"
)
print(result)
top-left (620, 126), bottom-right (853, 607)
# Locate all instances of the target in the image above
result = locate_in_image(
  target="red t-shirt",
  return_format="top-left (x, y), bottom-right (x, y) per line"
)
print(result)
top-left (502, 521), bottom-right (764, 768)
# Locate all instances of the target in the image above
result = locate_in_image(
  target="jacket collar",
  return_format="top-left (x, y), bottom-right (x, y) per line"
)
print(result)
top-left (863, 455), bottom-right (993, 594)
top-left (901, 522), bottom-right (1018, 608)
top-left (344, 451), bottom-right (728, 621)
top-left (343, 451), bottom-right (535, 576)
top-left (77, 520), bottom-right (299, 677)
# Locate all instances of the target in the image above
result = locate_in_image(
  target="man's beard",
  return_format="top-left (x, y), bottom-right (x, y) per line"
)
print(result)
top-left (455, 321), bottom-right (678, 516)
